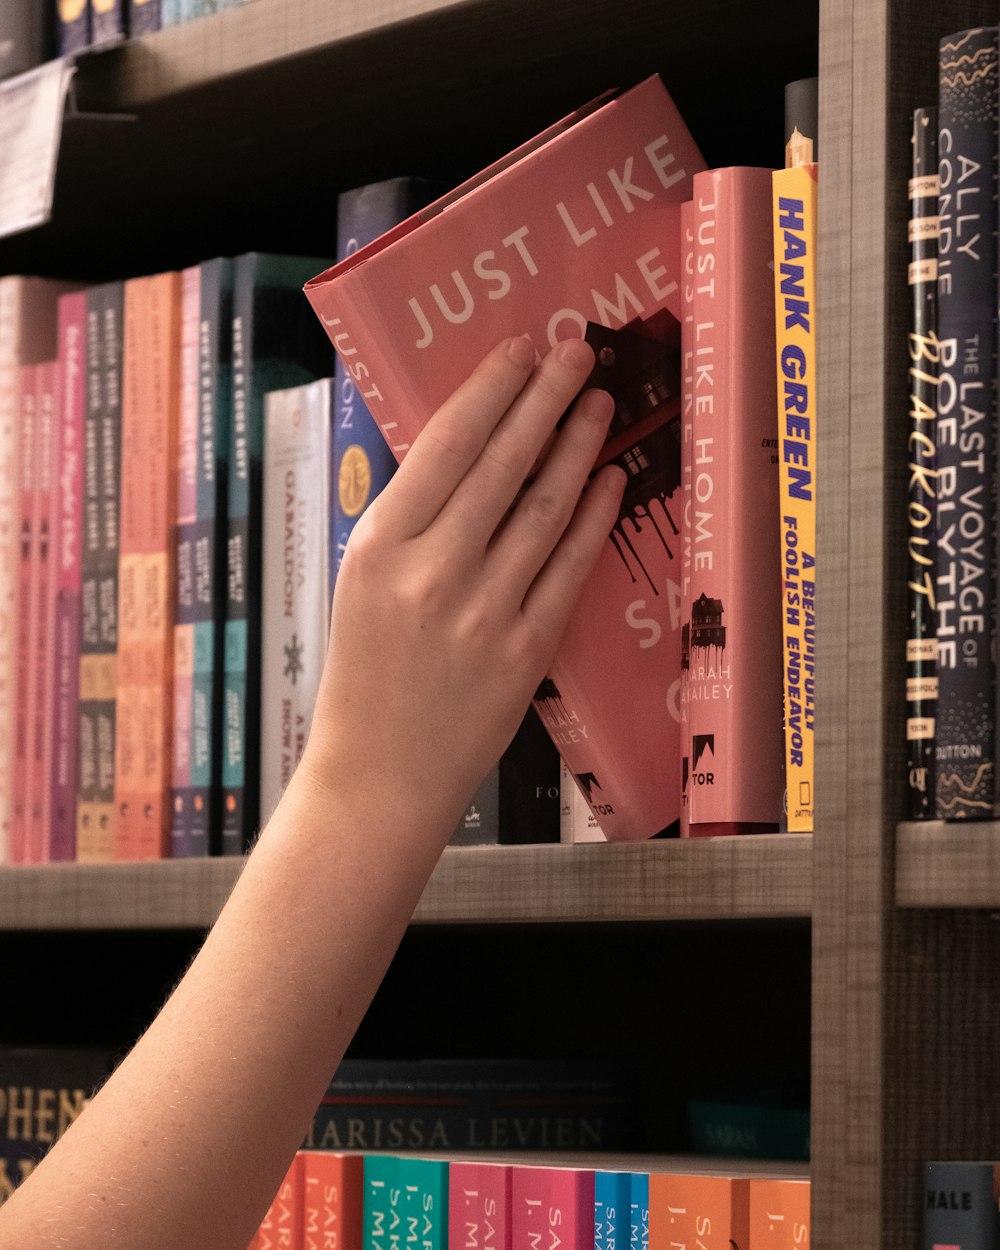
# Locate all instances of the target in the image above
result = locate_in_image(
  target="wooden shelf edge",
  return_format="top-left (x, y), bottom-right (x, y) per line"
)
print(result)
top-left (0, 835), bottom-right (812, 930)
top-left (897, 821), bottom-right (1000, 909)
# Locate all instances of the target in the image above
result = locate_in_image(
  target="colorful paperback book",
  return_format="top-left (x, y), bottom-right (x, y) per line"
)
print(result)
top-left (771, 162), bottom-right (818, 832)
top-left (449, 1160), bottom-right (512, 1250)
top-left (49, 291), bottom-right (88, 861)
top-left (629, 1172), bottom-right (649, 1250)
top-left (396, 1157), bottom-right (449, 1250)
top-left (906, 106), bottom-right (940, 820)
top-left (648, 1172), bottom-right (750, 1250)
top-left (259, 377), bottom-right (331, 823)
top-left (305, 74), bottom-right (706, 841)
top-left (748, 1177), bottom-right (810, 1249)
top-left (596, 1170), bottom-right (632, 1250)
top-left (924, 1161), bottom-right (1000, 1249)
top-left (364, 1155), bottom-right (402, 1250)
top-left (512, 1165), bottom-right (595, 1250)
top-left (171, 257), bottom-right (232, 856)
top-left (300, 1150), bottom-right (364, 1250)
top-left (222, 252), bottom-right (333, 854)
top-left (934, 28), bottom-right (999, 818)
top-left (680, 166), bottom-right (783, 836)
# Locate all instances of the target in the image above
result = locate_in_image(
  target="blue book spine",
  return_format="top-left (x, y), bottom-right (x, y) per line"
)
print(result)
top-left (58, 0), bottom-right (92, 53)
top-left (629, 1173), bottom-right (648, 1250)
top-left (129, 0), bottom-right (160, 34)
top-left (595, 1171), bottom-right (631, 1250)
top-left (91, 0), bottom-right (127, 45)
top-left (330, 178), bottom-right (440, 609)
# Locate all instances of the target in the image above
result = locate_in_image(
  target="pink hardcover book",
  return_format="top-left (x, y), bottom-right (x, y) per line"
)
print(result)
top-left (512, 1165), bottom-right (595, 1250)
top-left (48, 291), bottom-right (87, 860)
top-left (305, 74), bottom-right (705, 840)
top-left (678, 199), bottom-right (696, 839)
top-left (680, 167), bottom-right (784, 836)
top-left (450, 1160), bottom-right (513, 1250)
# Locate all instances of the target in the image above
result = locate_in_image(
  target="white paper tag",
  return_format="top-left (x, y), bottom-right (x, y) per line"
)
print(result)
top-left (0, 58), bottom-right (74, 239)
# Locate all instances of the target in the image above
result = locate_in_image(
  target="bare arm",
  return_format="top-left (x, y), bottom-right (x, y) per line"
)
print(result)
top-left (0, 335), bottom-right (623, 1250)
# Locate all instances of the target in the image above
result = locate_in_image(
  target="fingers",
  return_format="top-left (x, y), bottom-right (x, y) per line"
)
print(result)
top-left (373, 335), bottom-right (538, 537)
top-left (484, 385), bottom-right (615, 604)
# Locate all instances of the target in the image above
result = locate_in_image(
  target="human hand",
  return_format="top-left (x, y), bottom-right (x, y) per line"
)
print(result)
top-left (300, 335), bottom-right (625, 839)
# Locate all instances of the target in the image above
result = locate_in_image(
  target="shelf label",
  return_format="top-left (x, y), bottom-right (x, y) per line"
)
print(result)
top-left (0, 58), bottom-right (74, 239)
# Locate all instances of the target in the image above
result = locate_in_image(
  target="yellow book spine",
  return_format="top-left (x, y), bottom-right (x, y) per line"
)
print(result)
top-left (772, 164), bottom-right (818, 833)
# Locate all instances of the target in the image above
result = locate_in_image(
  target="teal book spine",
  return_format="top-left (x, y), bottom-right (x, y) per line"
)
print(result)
top-left (365, 1155), bottom-right (402, 1250)
top-left (396, 1157), bottom-right (449, 1250)
top-left (629, 1172), bottom-right (648, 1250)
top-left (595, 1171), bottom-right (631, 1250)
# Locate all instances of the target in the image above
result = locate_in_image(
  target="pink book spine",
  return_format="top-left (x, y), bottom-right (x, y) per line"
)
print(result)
top-left (678, 198), bottom-right (696, 839)
top-left (450, 1161), bottom-right (512, 1250)
top-left (306, 75), bottom-right (706, 840)
top-left (11, 365), bottom-right (38, 864)
top-left (681, 167), bottom-right (784, 836)
top-left (49, 291), bottom-right (87, 860)
top-left (511, 1166), bottom-right (595, 1250)
top-left (26, 362), bottom-right (58, 862)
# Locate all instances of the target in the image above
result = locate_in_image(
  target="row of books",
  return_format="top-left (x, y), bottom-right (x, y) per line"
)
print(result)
top-left (249, 1152), bottom-right (811, 1250)
top-left (905, 25), bottom-right (1000, 821)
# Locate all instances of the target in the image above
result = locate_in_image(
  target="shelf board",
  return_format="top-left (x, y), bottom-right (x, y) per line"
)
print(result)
top-left (897, 821), bottom-right (1000, 909)
top-left (0, 834), bottom-right (812, 930)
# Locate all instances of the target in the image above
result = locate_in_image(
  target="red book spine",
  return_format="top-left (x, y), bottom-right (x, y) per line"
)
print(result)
top-left (512, 1165), bottom-right (595, 1250)
top-left (301, 1150), bottom-right (364, 1250)
top-left (680, 167), bottom-right (784, 836)
top-left (11, 365), bottom-right (39, 864)
top-left (450, 1161), bottom-right (512, 1250)
top-left (49, 291), bottom-right (87, 860)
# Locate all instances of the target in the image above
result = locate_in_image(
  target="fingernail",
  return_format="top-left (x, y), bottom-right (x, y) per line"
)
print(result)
top-left (583, 388), bottom-right (614, 422)
top-left (507, 334), bottom-right (536, 368)
top-left (557, 338), bottom-right (594, 369)
top-left (602, 465), bottom-right (627, 496)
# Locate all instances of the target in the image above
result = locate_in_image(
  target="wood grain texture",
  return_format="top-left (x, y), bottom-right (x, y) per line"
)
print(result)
top-left (0, 836), bottom-right (813, 930)
top-left (897, 822), bottom-right (1000, 906)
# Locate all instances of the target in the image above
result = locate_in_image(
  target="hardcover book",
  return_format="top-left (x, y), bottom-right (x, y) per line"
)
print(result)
top-left (924, 1160), bottom-right (1000, 1249)
top-left (906, 106), bottom-right (940, 820)
top-left (648, 1172), bottom-right (750, 1250)
top-left (305, 74), bottom-right (706, 840)
top-left (49, 290), bottom-right (88, 861)
top-left (680, 167), bottom-right (783, 837)
top-left (450, 764), bottom-right (500, 845)
top-left (300, 1150), bottom-right (364, 1250)
top-left (449, 1160), bottom-right (512, 1250)
top-left (771, 162), bottom-right (818, 833)
top-left (115, 271), bottom-right (182, 860)
top-left (511, 1164), bottom-right (594, 1250)
top-left (748, 1177), bottom-right (810, 1249)
top-left (221, 252), bottom-right (333, 854)
top-left (559, 757), bottom-right (606, 842)
top-left (933, 28), bottom-right (999, 818)
top-left (259, 377), bottom-right (331, 823)
top-left (172, 258), bottom-right (232, 856)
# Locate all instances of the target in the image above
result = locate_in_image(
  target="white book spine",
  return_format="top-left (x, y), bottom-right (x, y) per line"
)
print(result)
top-left (559, 758), bottom-right (606, 843)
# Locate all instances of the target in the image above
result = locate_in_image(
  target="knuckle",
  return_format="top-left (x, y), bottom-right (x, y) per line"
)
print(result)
top-left (523, 485), bottom-right (569, 534)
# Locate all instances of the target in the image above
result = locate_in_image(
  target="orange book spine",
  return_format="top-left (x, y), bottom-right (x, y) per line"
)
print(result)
top-left (301, 1150), bottom-right (364, 1250)
top-left (748, 1178), bottom-right (810, 1249)
top-left (649, 1172), bottom-right (749, 1250)
top-left (114, 272), bottom-right (181, 860)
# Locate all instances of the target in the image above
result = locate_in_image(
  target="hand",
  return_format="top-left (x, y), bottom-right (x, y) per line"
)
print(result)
top-left (301, 334), bottom-right (626, 837)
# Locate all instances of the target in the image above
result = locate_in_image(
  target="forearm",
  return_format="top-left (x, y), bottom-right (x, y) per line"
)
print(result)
top-left (0, 757), bottom-right (458, 1250)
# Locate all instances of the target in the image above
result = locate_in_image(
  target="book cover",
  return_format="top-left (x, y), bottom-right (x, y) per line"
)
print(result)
top-left (300, 1150), bottom-right (364, 1250)
top-left (0, 1045), bottom-right (113, 1205)
top-left (680, 167), bottom-right (783, 837)
top-left (648, 1173), bottom-right (750, 1250)
top-left (595, 1170), bottom-right (632, 1250)
top-left (49, 290), bottom-right (87, 861)
top-left (934, 28), bottom-right (999, 819)
top-left (771, 162), bottom-right (819, 833)
top-left (128, 0), bottom-right (159, 35)
top-left (259, 376), bottom-right (331, 824)
top-left (498, 706), bottom-right (561, 844)
top-left (250, 1154), bottom-right (303, 1250)
top-left (172, 258), bottom-right (232, 856)
top-left (748, 1177), bottom-right (810, 1248)
top-left (77, 281), bottom-right (123, 863)
top-left (305, 74), bottom-right (706, 841)
top-left (511, 1164), bottom-right (595, 1250)
top-left (678, 198), bottom-right (695, 837)
top-left (629, 1172), bottom-right (649, 1250)
top-left (331, 178), bottom-right (441, 604)
top-left (90, 0), bottom-right (127, 46)
top-left (364, 1154), bottom-right (402, 1250)
top-left (449, 1160), bottom-right (512, 1250)
top-left (222, 252), bottom-right (334, 855)
top-left (906, 106), bottom-right (940, 820)
top-left (57, 0), bottom-right (91, 55)
top-left (114, 271), bottom-right (181, 860)
top-left (28, 360), bottom-right (58, 864)
top-left (307, 1058), bottom-right (637, 1154)
top-left (396, 1156), bottom-right (449, 1250)
top-left (924, 1161), bottom-right (1000, 1249)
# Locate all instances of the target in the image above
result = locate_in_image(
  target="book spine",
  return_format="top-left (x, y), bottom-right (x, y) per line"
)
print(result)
top-left (906, 106), bottom-right (940, 820)
top-left (784, 77), bottom-right (818, 166)
top-left (449, 764), bottom-right (499, 845)
top-left (449, 1161), bottom-right (512, 1250)
top-left (678, 198), bottom-right (695, 837)
top-left (497, 707), bottom-right (561, 843)
top-left (512, 1167), bottom-right (595, 1250)
top-left (682, 167), bottom-right (783, 836)
top-left (648, 1173), bottom-right (750, 1250)
top-left (559, 757), bottom-right (606, 842)
top-left (771, 163), bottom-right (819, 832)
top-left (0, 281), bottom-right (20, 863)
top-left (29, 361), bottom-right (58, 864)
top-left (49, 292), bottom-right (87, 861)
top-left (258, 378), bottom-right (331, 823)
top-left (595, 1171), bottom-right (632, 1250)
top-left (91, 0), bottom-right (127, 45)
top-left (114, 272), bottom-right (181, 860)
top-left (128, 0), bottom-right (160, 35)
top-left (934, 27), bottom-right (1000, 818)
top-left (923, 1161), bottom-right (1000, 1249)
top-left (57, 0), bottom-right (91, 54)
top-left (747, 1178), bottom-right (810, 1249)
top-left (364, 1155), bottom-right (402, 1250)
top-left (171, 266), bottom-right (201, 857)
top-left (396, 1157), bottom-right (450, 1250)
top-left (12, 365), bottom-right (38, 865)
top-left (629, 1173), bottom-right (649, 1250)
top-left (300, 1151), bottom-right (364, 1250)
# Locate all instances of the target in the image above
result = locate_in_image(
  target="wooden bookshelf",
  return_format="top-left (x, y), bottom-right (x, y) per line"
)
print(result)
top-left (0, 835), bottom-right (812, 930)
top-left (897, 822), bottom-right (1000, 908)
